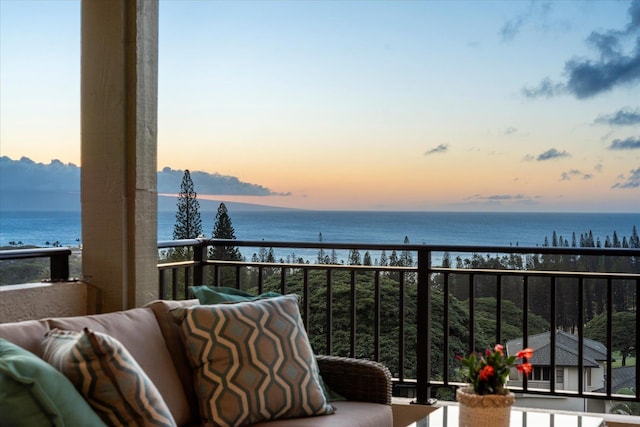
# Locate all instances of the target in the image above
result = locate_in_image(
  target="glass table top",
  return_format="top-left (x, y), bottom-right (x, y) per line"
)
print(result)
top-left (408, 406), bottom-right (605, 427)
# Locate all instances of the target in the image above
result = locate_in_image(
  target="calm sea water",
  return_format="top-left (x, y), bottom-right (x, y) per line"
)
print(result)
top-left (1, 210), bottom-right (638, 252)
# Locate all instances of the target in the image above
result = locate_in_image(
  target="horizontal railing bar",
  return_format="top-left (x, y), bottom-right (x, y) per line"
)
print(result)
top-left (0, 247), bottom-right (72, 260)
top-left (159, 238), bottom-right (640, 257)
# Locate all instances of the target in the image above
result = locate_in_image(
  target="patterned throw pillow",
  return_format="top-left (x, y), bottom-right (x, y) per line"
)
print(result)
top-left (173, 294), bottom-right (334, 427)
top-left (42, 328), bottom-right (176, 427)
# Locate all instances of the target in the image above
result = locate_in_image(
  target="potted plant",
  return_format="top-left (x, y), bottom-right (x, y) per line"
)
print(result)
top-left (456, 344), bottom-right (533, 427)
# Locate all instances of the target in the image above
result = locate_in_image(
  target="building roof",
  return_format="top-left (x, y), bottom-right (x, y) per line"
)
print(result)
top-left (594, 366), bottom-right (637, 393)
top-left (506, 330), bottom-right (608, 368)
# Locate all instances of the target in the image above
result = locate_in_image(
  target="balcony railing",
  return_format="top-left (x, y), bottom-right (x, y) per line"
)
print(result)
top-left (158, 239), bottom-right (640, 408)
top-left (1, 240), bottom-right (638, 411)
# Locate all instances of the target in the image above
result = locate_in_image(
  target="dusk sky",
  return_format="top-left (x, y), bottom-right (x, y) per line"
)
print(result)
top-left (1, 0), bottom-right (639, 212)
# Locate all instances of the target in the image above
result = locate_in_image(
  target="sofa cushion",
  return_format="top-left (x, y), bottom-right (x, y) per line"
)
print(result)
top-left (0, 319), bottom-right (50, 357)
top-left (47, 307), bottom-right (191, 426)
top-left (251, 401), bottom-right (393, 427)
top-left (0, 338), bottom-right (106, 427)
top-left (173, 294), bottom-right (334, 427)
top-left (145, 299), bottom-right (200, 426)
top-left (42, 328), bottom-right (176, 427)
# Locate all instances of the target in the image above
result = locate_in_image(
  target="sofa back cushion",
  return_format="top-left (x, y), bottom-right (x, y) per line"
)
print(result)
top-left (0, 319), bottom-right (50, 357)
top-left (47, 307), bottom-right (191, 426)
top-left (145, 299), bottom-right (200, 425)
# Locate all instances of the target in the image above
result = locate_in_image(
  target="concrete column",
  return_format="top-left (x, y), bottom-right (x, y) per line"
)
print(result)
top-left (81, 0), bottom-right (158, 311)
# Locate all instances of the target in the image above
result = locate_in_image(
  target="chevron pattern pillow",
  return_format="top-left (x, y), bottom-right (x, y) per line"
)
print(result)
top-left (173, 294), bottom-right (334, 427)
top-left (42, 328), bottom-right (176, 427)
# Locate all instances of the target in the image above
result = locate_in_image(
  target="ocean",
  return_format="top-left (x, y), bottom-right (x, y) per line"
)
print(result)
top-left (1, 210), bottom-right (638, 253)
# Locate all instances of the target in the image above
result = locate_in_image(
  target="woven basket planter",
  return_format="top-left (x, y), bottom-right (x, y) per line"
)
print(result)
top-left (456, 386), bottom-right (515, 427)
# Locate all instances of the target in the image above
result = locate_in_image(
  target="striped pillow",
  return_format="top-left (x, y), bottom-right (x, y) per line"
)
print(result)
top-left (173, 294), bottom-right (334, 427)
top-left (42, 328), bottom-right (176, 427)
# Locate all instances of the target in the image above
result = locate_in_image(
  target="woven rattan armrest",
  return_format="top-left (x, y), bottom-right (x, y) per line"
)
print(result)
top-left (315, 355), bottom-right (392, 405)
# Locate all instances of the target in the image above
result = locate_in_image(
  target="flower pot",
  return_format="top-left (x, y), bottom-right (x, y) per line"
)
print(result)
top-left (456, 386), bottom-right (515, 427)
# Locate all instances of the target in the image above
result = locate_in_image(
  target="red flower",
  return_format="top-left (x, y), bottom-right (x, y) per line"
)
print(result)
top-left (494, 344), bottom-right (504, 355)
top-left (479, 365), bottom-right (495, 381)
top-left (516, 348), bottom-right (534, 359)
top-left (517, 362), bottom-right (533, 375)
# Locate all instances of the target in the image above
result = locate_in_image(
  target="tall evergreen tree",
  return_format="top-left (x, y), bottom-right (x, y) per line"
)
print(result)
top-left (317, 232), bottom-right (326, 264)
top-left (630, 226), bottom-right (639, 248)
top-left (173, 169), bottom-right (202, 240)
top-left (209, 202), bottom-right (242, 261)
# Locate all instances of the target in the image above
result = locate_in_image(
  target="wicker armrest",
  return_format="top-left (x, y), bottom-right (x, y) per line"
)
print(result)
top-left (315, 355), bottom-right (392, 405)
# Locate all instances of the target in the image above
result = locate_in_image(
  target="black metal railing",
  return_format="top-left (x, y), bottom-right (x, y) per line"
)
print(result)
top-left (158, 239), bottom-right (640, 406)
top-left (1, 241), bottom-right (638, 408)
top-left (0, 247), bottom-right (71, 282)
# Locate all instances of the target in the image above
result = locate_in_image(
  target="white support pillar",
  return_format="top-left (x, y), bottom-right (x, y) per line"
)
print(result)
top-left (81, 0), bottom-right (159, 311)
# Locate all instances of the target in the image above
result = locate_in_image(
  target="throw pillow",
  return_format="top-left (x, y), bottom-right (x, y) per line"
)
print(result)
top-left (42, 328), bottom-right (176, 427)
top-left (189, 285), bottom-right (281, 304)
top-left (0, 338), bottom-right (106, 427)
top-left (187, 287), bottom-right (344, 403)
top-left (173, 294), bottom-right (334, 427)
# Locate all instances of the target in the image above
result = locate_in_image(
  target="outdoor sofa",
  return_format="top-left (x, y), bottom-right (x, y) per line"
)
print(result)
top-left (0, 296), bottom-right (393, 427)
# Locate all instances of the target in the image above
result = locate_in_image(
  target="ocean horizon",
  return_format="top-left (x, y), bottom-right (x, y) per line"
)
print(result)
top-left (1, 210), bottom-right (638, 253)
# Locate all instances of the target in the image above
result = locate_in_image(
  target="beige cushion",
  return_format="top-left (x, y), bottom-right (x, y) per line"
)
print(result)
top-left (173, 295), bottom-right (334, 426)
top-left (145, 299), bottom-right (200, 425)
top-left (0, 319), bottom-right (50, 357)
top-left (42, 328), bottom-right (176, 427)
top-left (251, 401), bottom-right (393, 427)
top-left (47, 307), bottom-right (190, 426)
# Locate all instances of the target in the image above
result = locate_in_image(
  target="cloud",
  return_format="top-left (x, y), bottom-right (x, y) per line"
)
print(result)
top-left (612, 166), bottom-right (640, 188)
top-left (523, 0), bottom-right (640, 99)
top-left (537, 148), bottom-right (570, 161)
top-left (500, 15), bottom-right (526, 42)
top-left (424, 144), bottom-right (449, 155)
top-left (504, 126), bottom-right (518, 135)
top-left (500, 2), bottom-right (555, 42)
top-left (607, 137), bottom-right (640, 150)
top-left (560, 169), bottom-right (593, 181)
top-left (522, 154), bottom-right (535, 162)
top-left (158, 167), bottom-right (290, 196)
top-left (560, 169), bottom-right (582, 180)
top-left (594, 108), bottom-right (640, 126)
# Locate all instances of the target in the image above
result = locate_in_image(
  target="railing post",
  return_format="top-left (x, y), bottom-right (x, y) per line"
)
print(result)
top-left (50, 249), bottom-right (70, 281)
top-left (415, 247), bottom-right (432, 404)
top-left (193, 240), bottom-right (207, 286)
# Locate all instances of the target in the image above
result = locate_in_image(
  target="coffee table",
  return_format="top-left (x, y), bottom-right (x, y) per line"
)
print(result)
top-left (407, 405), bottom-right (605, 427)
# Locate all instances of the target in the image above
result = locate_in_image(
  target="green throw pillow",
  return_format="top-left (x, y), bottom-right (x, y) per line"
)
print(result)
top-left (0, 338), bottom-right (106, 427)
top-left (189, 285), bottom-right (281, 304)
top-left (173, 295), bottom-right (334, 426)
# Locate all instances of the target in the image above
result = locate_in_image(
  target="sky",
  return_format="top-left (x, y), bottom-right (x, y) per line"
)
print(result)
top-left (1, 0), bottom-right (639, 212)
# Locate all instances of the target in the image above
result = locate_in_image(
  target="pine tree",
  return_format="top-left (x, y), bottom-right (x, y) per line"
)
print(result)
top-left (209, 202), bottom-right (242, 261)
top-left (363, 251), bottom-right (372, 266)
top-left (173, 169), bottom-right (202, 240)
top-left (631, 226), bottom-right (639, 248)
top-left (317, 232), bottom-right (325, 264)
top-left (380, 250), bottom-right (388, 266)
top-left (400, 236), bottom-right (413, 266)
top-left (348, 249), bottom-right (361, 265)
